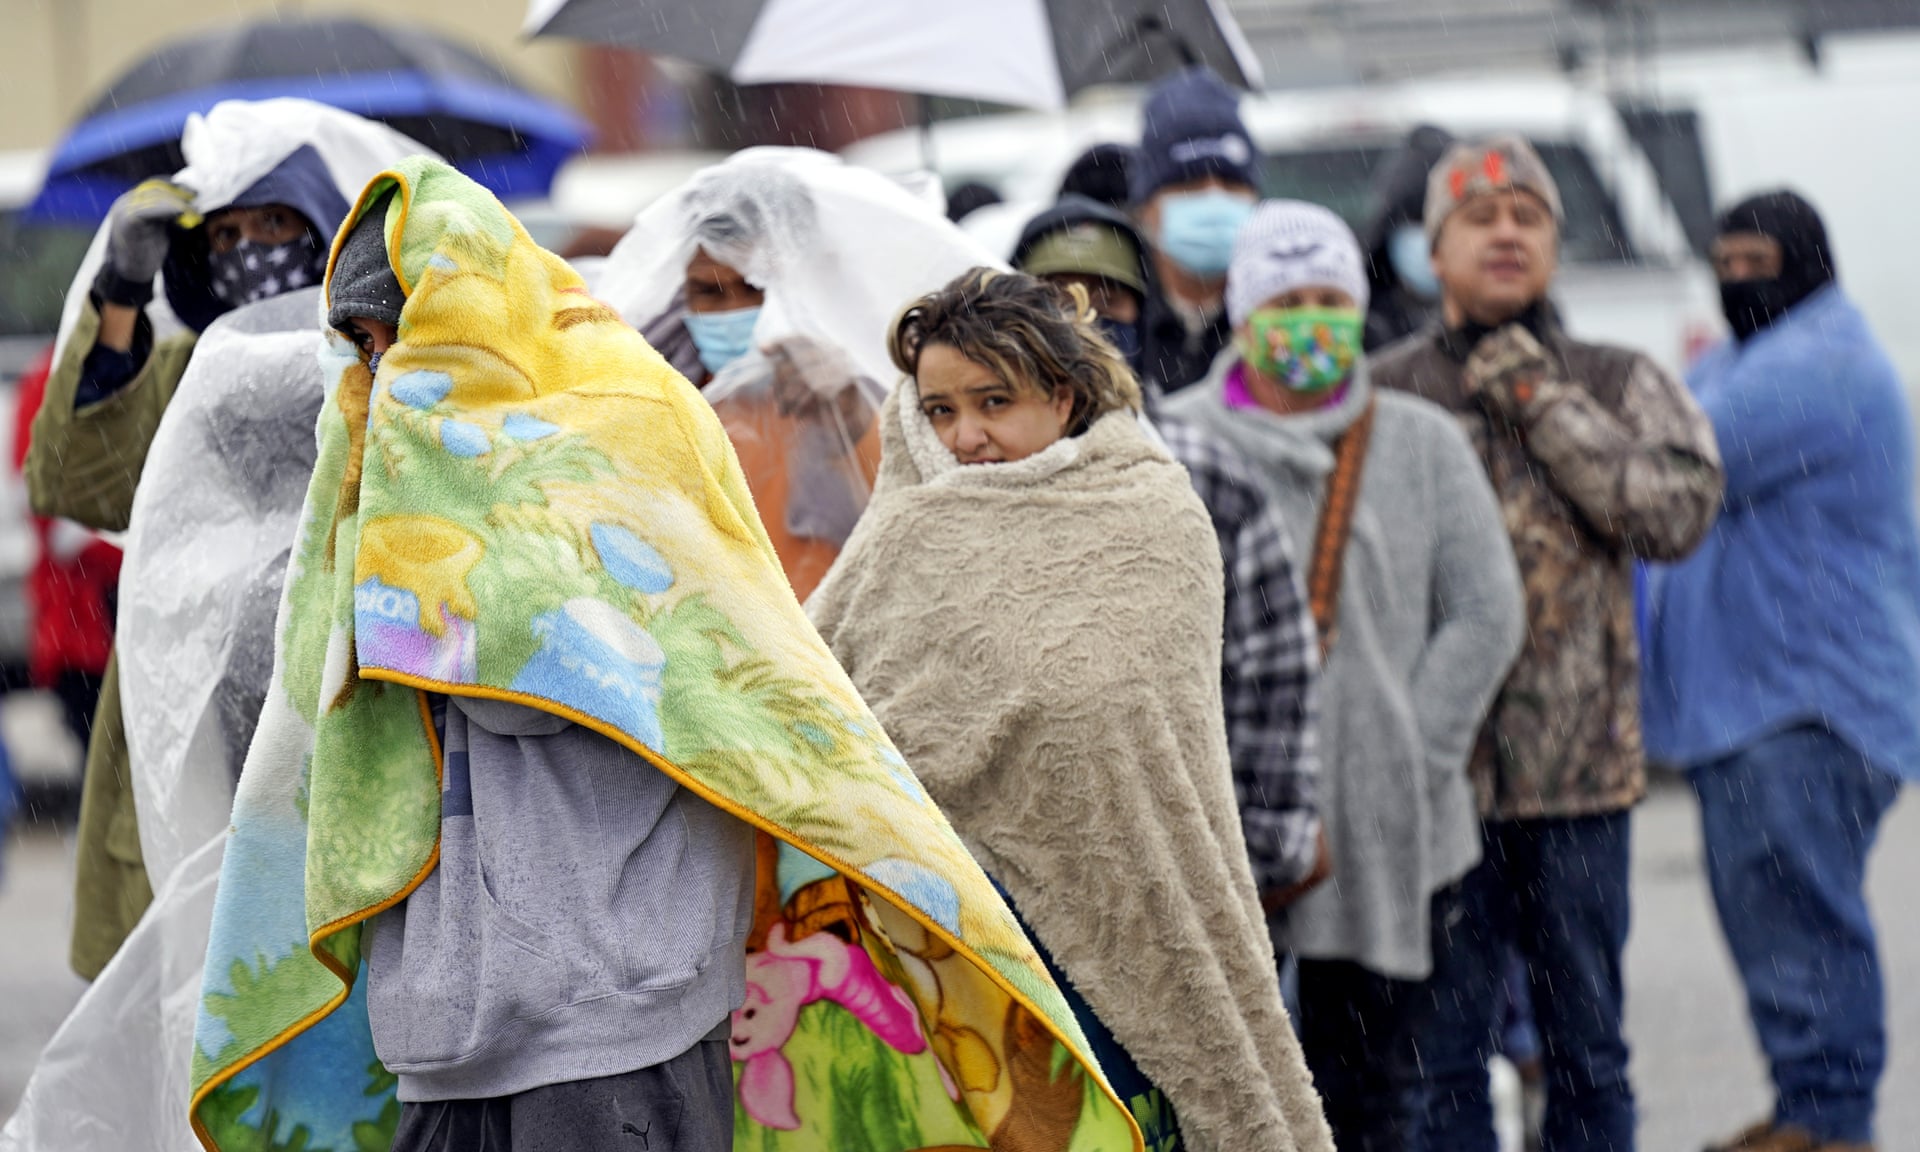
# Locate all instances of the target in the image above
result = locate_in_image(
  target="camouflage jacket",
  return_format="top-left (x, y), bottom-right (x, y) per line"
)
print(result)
top-left (1372, 315), bottom-right (1723, 820)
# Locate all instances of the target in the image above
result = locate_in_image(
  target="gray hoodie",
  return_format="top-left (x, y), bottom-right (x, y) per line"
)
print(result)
top-left (365, 695), bottom-right (755, 1102)
top-left (1166, 357), bottom-right (1523, 979)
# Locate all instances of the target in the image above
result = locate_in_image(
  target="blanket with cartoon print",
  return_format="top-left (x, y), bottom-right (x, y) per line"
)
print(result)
top-left (187, 156), bottom-right (1140, 1152)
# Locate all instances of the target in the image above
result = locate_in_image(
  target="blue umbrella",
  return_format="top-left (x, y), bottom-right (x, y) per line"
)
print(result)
top-left (31, 16), bottom-right (591, 222)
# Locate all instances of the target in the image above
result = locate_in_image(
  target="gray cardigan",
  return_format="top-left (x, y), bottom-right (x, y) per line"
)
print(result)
top-left (1167, 358), bottom-right (1524, 979)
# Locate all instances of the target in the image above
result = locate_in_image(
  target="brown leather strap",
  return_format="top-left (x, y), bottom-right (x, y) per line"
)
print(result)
top-left (1307, 397), bottom-right (1376, 664)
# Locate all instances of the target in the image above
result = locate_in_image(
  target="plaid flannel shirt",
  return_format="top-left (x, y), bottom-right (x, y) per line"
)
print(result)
top-left (1158, 418), bottom-right (1323, 891)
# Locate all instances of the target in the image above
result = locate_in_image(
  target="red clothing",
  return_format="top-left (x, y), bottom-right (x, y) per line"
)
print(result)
top-left (13, 347), bottom-right (121, 685)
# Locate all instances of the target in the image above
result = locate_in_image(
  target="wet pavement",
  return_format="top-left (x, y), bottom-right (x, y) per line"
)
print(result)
top-left (2, 774), bottom-right (1915, 1148)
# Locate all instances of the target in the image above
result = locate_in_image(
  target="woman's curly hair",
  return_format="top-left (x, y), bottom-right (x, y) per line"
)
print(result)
top-left (888, 267), bottom-right (1142, 435)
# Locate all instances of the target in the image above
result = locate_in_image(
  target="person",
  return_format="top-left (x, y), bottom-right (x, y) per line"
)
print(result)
top-left (11, 347), bottom-right (119, 773)
top-left (944, 179), bottom-right (1003, 223)
top-left (1165, 201), bottom-right (1525, 1151)
top-left (1012, 194), bottom-right (1153, 370)
top-left (1358, 124), bottom-right (1455, 351)
top-left (187, 158), bottom-right (1138, 1152)
top-left (808, 268), bottom-right (1336, 1152)
top-left (24, 98), bottom-right (426, 981)
top-left (596, 147), bottom-right (991, 601)
top-left (1131, 66), bottom-right (1262, 396)
top-left (1369, 135), bottom-right (1725, 1152)
top-left (1645, 191), bottom-right (1915, 1152)
top-left (1059, 142), bottom-right (1137, 209)
top-left (1014, 195), bottom-right (1329, 916)
top-left (323, 193), bottom-right (750, 1149)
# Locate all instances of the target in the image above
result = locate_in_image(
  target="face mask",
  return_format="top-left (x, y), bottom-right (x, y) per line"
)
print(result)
top-left (1157, 190), bottom-right (1254, 278)
top-left (367, 351), bottom-right (383, 375)
top-left (1241, 307), bottom-right (1363, 393)
top-left (210, 234), bottom-right (325, 306)
top-left (684, 306), bottom-right (762, 376)
top-left (1719, 278), bottom-right (1796, 343)
top-left (1098, 316), bottom-right (1143, 368)
top-left (1388, 224), bottom-right (1441, 300)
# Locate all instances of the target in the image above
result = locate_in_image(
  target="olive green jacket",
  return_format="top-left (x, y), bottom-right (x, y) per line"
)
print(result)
top-left (30, 298), bottom-right (195, 979)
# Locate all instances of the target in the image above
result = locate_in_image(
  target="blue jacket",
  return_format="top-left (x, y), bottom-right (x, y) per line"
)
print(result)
top-left (1645, 286), bottom-right (1920, 780)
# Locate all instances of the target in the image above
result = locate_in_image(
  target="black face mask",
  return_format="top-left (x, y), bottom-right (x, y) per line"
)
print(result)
top-left (1720, 278), bottom-right (1799, 343)
top-left (1098, 316), bottom-right (1144, 370)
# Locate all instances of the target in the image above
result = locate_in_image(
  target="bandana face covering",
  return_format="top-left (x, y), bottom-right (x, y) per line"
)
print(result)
top-left (1241, 306), bottom-right (1362, 393)
top-left (210, 233), bottom-right (326, 306)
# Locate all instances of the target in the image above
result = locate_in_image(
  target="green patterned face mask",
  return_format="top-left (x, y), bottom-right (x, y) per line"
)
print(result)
top-left (1240, 307), bottom-right (1363, 393)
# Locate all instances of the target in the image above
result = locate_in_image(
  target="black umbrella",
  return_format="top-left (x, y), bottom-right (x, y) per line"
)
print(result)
top-left (32, 17), bottom-right (590, 222)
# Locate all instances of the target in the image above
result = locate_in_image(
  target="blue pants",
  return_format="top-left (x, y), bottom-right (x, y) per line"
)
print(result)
top-left (1412, 814), bottom-right (1635, 1152)
top-left (1693, 726), bottom-right (1901, 1145)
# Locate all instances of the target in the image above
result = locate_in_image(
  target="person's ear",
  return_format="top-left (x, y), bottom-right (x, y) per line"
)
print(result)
top-left (1051, 385), bottom-right (1075, 430)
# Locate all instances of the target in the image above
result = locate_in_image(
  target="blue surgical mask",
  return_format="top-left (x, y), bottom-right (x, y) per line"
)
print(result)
top-left (367, 351), bottom-right (383, 375)
top-left (684, 306), bottom-right (762, 376)
top-left (1388, 224), bottom-right (1440, 301)
top-left (1157, 190), bottom-right (1255, 278)
top-left (1098, 316), bottom-right (1143, 368)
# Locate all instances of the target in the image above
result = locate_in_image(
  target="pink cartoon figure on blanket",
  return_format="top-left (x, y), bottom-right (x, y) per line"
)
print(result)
top-left (731, 922), bottom-right (930, 1129)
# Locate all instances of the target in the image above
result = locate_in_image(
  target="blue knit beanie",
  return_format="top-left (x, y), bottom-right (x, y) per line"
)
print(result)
top-left (1132, 67), bottom-right (1259, 205)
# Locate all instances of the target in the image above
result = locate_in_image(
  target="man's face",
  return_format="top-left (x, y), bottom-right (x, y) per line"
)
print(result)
top-left (1043, 272), bottom-right (1142, 326)
top-left (684, 247), bottom-right (765, 314)
top-left (1711, 232), bottom-right (1784, 283)
top-left (205, 203), bottom-right (308, 254)
top-left (1432, 188), bottom-right (1559, 326)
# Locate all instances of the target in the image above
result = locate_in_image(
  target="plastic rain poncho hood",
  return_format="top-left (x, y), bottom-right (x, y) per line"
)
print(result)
top-left (52, 98), bottom-right (436, 364)
top-left (592, 149), bottom-right (1000, 599)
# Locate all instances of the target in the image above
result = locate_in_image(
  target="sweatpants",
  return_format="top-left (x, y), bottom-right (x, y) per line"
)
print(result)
top-left (390, 1025), bottom-right (734, 1152)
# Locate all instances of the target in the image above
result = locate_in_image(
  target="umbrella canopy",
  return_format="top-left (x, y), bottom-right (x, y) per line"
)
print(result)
top-left (31, 16), bottom-right (590, 222)
top-left (524, 0), bottom-right (1263, 110)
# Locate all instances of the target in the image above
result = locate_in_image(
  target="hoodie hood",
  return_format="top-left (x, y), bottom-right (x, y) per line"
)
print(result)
top-left (161, 143), bottom-right (352, 333)
top-left (1012, 195), bottom-right (1153, 296)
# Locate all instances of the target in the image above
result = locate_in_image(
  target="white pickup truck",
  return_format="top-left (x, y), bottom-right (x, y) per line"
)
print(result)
top-left (845, 75), bottom-right (1724, 381)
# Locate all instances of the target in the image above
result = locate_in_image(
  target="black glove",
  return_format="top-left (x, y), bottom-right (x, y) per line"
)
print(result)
top-left (91, 179), bottom-right (199, 308)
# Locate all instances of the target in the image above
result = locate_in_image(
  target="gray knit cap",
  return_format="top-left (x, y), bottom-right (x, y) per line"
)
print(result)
top-left (326, 189), bottom-right (406, 335)
top-left (1227, 200), bottom-right (1369, 327)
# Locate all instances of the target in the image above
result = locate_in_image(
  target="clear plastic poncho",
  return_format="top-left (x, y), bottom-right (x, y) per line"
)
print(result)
top-left (3, 102), bottom-right (431, 1152)
top-left (592, 147), bottom-right (1000, 599)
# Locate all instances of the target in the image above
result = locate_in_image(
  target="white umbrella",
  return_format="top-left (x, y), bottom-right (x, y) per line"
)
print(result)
top-left (523, 0), bottom-right (1264, 111)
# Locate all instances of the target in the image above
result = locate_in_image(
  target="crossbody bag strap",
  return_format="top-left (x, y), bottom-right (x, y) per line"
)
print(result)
top-left (1307, 397), bottom-right (1376, 664)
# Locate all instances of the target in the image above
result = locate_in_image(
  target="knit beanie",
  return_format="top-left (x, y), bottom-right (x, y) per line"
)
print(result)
top-left (1227, 201), bottom-right (1369, 327)
top-left (326, 189), bottom-right (406, 335)
top-left (1059, 143), bottom-right (1137, 209)
top-left (1132, 67), bottom-right (1259, 205)
top-left (1423, 135), bottom-right (1565, 245)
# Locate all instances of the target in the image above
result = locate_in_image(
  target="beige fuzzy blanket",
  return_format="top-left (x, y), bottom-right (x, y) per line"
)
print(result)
top-left (808, 390), bottom-right (1333, 1152)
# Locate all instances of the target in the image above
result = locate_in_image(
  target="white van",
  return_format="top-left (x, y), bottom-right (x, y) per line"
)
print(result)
top-left (846, 76), bottom-right (1722, 379)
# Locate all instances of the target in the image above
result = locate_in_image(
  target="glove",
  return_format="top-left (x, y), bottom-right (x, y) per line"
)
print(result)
top-left (1463, 323), bottom-right (1556, 423)
top-left (92, 179), bottom-right (201, 307)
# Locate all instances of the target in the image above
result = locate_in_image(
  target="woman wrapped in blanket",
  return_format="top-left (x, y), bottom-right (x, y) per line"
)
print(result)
top-left (595, 147), bottom-right (993, 601)
top-left (807, 268), bottom-right (1335, 1152)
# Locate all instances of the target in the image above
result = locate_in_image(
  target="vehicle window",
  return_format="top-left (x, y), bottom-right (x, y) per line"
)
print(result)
top-left (1532, 143), bottom-right (1636, 264)
top-left (1257, 140), bottom-right (1636, 264)
top-left (0, 210), bottom-right (94, 338)
top-left (1256, 146), bottom-right (1391, 233)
